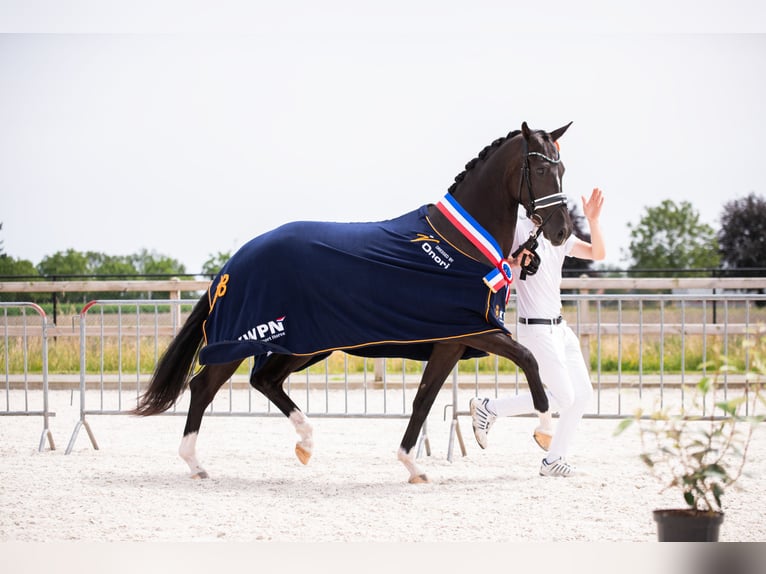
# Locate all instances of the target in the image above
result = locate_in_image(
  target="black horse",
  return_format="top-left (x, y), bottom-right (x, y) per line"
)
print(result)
top-left (133, 121), bottom-right (573, 483)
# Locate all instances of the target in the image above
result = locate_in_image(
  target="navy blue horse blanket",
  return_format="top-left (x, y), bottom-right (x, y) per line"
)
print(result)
top-left (199, 205), bottom-right (510, 371)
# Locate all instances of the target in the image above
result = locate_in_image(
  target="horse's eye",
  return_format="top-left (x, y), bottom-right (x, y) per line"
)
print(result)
top-left (536, 167), bottom-right (545, 176)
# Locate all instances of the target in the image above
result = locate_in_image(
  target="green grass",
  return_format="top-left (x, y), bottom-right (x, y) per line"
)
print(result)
top-left (1, 332), bottom-right (758, 376)
top-left (3, 301), bottom-right (765, 376)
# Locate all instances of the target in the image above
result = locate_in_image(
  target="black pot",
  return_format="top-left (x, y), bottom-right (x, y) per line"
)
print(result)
top-left (653, 509), bottom-right (724, 542)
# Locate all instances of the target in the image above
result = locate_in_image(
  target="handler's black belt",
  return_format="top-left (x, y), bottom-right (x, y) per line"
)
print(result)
top-left (518, 316), bottom-right (563, 325)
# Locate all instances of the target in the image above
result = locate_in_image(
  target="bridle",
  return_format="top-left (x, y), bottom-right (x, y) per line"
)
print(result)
top-left (521, 140), bottom-right (567, 228)
top-left (512, 139), bottom-right (567, 280)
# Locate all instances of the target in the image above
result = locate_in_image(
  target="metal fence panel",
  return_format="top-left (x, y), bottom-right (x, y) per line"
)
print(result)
top-left (65, 300), bottom-right (426, 453)
top-left (1, 290), bottom-right (759, 458)
top-left (0, 302), bottom-right (55, 451)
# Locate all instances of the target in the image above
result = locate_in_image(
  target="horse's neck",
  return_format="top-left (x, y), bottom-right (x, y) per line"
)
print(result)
top-left (426, 202), bottom-right (517, 262)
top-left (431, 138), bottom-right (523, 260)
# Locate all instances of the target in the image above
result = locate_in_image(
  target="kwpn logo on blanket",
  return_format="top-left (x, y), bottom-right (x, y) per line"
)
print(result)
top-left (238, 316), bottom-right (287, 343)
top-left (411, 233), bottom-right (454, 270)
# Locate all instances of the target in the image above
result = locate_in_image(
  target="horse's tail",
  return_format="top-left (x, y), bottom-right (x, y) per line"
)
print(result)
top-left (131, 294), bottom-right (209, 416)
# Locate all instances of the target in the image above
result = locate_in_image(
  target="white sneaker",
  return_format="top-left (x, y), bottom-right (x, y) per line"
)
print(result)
top-left (469, 397), bottom-right (496, 449)
top-left (539, 457), bottom-right (573, 477)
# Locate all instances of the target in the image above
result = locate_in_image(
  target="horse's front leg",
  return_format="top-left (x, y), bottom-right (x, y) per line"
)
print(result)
top-left (463, 332), bottom-right (549, 414)
top-left (180, 362), bottom-right (240, 479)
top-left (398, 343), bottom-right (466, 484)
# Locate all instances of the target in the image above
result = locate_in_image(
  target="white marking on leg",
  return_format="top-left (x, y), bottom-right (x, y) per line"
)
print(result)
top-left (290, 410), bottom-right (313, 463)
top-left (537, 411), bottom-right (554, 434)
top-left (397, 447), bottom-right (428, 484)
top-left (179, 432), bottom-right (208, 478)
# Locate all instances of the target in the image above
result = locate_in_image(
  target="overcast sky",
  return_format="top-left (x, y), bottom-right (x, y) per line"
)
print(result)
top-left (1, 3), bottom-right (765, 273)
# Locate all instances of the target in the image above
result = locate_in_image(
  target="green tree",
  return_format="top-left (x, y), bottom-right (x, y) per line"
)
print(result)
top-left (624, 199), bottom-right (719, 276)
top-left (201, 251), bottom-right (232, 277)
top-left (718, 192), bottom-right (766, 273)
top-left (0, 254), bottom-right (39, 278)
top-left (37, 249), bottom-right (90, 278)
top-left (132, 248), bottom-right (186, 277)
top-left (36, 249), bottom-right (92, 304)
top-left (128, 248), bottom-right (189, 299)
top-left (88, 254), bottom-right (139, 300)
top-left (0, 254), bottom-right (44, 302)
top-left (92, 254), bottom-right (138, 277)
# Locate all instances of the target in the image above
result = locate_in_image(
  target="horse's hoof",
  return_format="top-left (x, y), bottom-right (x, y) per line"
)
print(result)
top-left (533, 430), bottom-right (552, 452)
top-left (295, 443), bottom-right (312, 465)
top-left (191, 470), bottom-right (209, 479)
top-left (408, 473), bottom-right (429, 484)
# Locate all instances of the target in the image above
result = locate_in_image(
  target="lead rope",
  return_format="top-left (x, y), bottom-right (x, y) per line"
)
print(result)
top-left (510, 225), bottom-right (544, 280)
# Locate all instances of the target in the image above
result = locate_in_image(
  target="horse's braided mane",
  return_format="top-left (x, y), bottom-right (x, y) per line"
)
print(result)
top-left (448, 129), bottom-right (522, 194)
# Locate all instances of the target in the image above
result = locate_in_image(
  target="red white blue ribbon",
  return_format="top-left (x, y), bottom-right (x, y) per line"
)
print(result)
top-left (436, 193), bottom-right (513, 296)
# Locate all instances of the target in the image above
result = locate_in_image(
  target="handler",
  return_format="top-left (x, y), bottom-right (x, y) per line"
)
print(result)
top-left (470, 187), bottom-right (606, 477)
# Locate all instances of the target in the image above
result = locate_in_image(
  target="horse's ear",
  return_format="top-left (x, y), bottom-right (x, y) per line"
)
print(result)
top-left (550, 121), bottom-right (573, 142)
top-left (521, 121), bottom-right (531, 139)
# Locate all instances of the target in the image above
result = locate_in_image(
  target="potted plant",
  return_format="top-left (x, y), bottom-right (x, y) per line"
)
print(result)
top-left (615, 326), bottom-right (765, 541)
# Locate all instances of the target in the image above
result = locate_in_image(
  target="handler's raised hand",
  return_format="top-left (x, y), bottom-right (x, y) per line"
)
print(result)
top-left (581, 187), bottom-right (604, 222)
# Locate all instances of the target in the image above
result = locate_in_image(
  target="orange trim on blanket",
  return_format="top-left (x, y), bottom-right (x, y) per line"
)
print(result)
top-left (202, 280), bottom-right (214, 347)
top-left (283, 327), bottom-right (505, 358)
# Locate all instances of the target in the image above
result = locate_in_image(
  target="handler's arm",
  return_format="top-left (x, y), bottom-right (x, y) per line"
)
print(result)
top-left (570, 187), bottom-right (606, 261)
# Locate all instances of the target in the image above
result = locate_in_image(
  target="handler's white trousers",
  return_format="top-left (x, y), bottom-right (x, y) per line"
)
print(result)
top-left (489, 321), bottom-right (593, 462)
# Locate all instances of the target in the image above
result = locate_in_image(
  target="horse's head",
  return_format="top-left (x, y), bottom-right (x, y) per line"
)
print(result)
top-left (441, 122), bottom-right (575, 259)
top-left (518, 122), bottom-right (573, 246)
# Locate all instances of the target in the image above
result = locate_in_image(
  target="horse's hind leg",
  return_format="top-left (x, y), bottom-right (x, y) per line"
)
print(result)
top-left (398, 343), bottom-right (465, 484)
top-left (250, 354), bottom-right (316, 464)
top-left (180, 361), bottom-right (241, 478)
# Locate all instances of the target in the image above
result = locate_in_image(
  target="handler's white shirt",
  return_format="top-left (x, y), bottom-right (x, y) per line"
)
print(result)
top-left (510, 215), bottom-right (577, 320)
